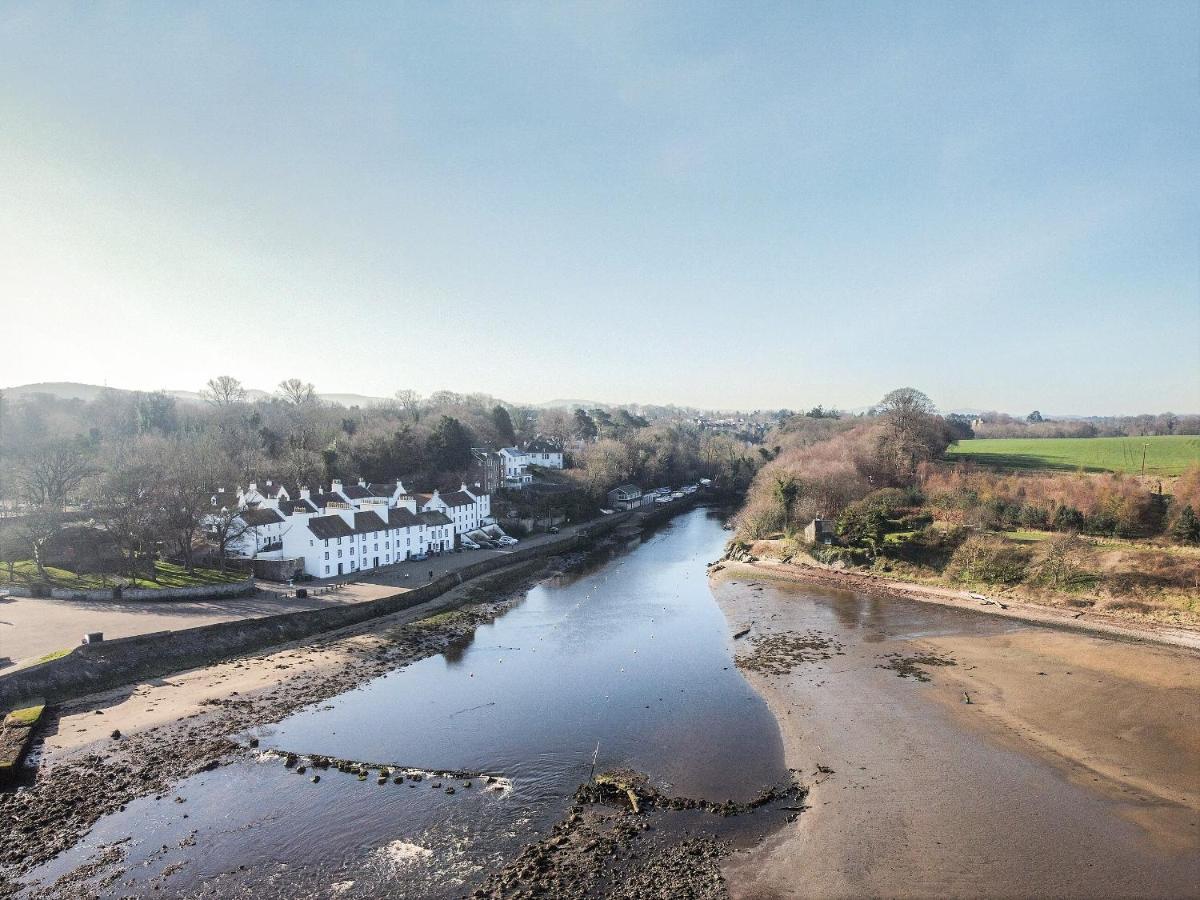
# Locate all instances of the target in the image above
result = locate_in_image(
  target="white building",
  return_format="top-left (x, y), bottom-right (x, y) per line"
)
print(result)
top-left (499, 448), bottom-right (533, 489)
top-left (499, 440), bottom-right (564, 489)
top-left (214, 477), bottom-right (492, 579)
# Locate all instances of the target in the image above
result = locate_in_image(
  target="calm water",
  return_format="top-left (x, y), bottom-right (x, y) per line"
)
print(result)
top-left (25, 508), bottom-right (789, 898)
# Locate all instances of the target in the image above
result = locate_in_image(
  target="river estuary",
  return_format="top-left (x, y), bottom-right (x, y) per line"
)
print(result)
top-left (22, 509), bottom-right (791, 897)
top-left (17, 506), bottom-right (1200, 897)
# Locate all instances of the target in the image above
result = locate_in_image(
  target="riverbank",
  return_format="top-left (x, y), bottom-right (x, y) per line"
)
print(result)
top-left (717, 556), bottom-right (1200, 652)
top-left (710, 567), bottom-right (1200, 898)
top-left (4, 503), bottom-right (771, 899)
top-left (0, 559), bottom-right (552, 895)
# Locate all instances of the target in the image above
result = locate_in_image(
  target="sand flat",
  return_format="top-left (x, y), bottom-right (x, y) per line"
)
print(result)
top-left (712, 570), bottom-right (1200, 899)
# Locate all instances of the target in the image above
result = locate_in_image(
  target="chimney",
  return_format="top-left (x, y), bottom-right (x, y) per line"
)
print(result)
top-left (248, 481), bottom-right (258, 492)
top-left (331, 478), bottom-right (343, 493)
top-left (358, 478), bottom-right (367, 488)
top-left (300, 487), bottom-right (310, 500)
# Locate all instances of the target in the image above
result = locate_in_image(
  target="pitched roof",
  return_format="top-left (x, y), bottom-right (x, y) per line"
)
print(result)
top-left (310, 492), bottom-right (349, 509)
top-left (441, 490), bottom-right (476, 507)
top-left (418, 510), bottom-right (452, 526)
top-left (342, 484), bottom-right (373, 500)
top-left (307, 515), bottom-right (355, 540)
top-left (208, 492), bottom-right (243, 513)
top-left (610, 484), bottom-right (641, 496)
top-left (354, 510), bottom-right (388, 534)
top-left (279, 498), bottom-right (317, 515)
top-left (525, 439), bottom-right (561, 453)
top-left (388, 507), bottom-right (421, 528)
top-left (240, 508), bottom-right (284, 526)
top-left (369, 482), bottom-right (401, 496)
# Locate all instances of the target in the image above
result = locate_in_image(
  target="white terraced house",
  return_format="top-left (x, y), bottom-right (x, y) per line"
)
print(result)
top-left (499, 440), bottom-right (564, 489)
top-left (210, 477), bottom-right (491, 578)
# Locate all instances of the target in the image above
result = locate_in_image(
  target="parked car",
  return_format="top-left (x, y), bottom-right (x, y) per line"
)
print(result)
top-left (412, 552), bottom-right (428, 561)
top-left (548, 525), bottom-right (560, 534)
top-left (461, 537), bottom-right (479, 549)
top-left (498, 536), bottom-right (518, 546)
top-left (599, 508), bottom-right (615, 515)
top-left (655, 496), bottom-right (672, 504)
top-left (671, 491), bottom-right (685, 499)
top-left (656, 486), bottom-right (672, 495)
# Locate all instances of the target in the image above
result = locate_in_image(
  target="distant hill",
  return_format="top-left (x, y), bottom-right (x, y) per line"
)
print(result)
top-left (2, 382), bottom-right (390, 407)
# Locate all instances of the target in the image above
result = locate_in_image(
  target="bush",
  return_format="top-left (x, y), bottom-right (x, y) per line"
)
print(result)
top-left (947, 535), bottom-right (1031, 585)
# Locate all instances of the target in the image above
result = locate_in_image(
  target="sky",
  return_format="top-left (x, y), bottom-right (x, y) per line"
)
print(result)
top-left (1, 1), bottom-right (1197, 415)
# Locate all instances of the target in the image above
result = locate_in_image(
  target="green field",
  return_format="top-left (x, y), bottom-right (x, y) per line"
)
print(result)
top-left (947, 435), bottom-right (1200, 476)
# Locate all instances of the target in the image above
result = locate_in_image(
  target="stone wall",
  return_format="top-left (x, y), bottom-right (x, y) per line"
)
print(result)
top-left (1, 577), bottom-right (255, 602)
top-left (0, 508), bottom-right (645, 711)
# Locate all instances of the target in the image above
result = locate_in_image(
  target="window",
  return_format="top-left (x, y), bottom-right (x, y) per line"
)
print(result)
top-left (338, 549), bottom-right (343, 558)
top-left (324, 552), bottom-right (329, 560)
top-left (324, 566), bottom-right (329, 575)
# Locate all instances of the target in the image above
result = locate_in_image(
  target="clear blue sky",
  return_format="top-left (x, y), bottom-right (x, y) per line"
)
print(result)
top-left (1, 1), bottom-right (1196, 414)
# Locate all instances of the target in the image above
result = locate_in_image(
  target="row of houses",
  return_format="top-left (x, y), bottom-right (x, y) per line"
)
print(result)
top-left (211, 478), bottom-right (492, 579)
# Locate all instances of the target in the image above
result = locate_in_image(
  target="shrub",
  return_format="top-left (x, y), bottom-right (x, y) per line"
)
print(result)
top-left (947, 535), bottom-right (1031, 585)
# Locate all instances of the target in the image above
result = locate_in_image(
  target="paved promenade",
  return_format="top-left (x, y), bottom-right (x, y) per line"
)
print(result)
top-left (0, 519), bottom-right (594, 672)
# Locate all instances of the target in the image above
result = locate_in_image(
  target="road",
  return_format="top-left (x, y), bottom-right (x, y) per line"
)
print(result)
top-left (0, 518), bottom-right (597, 672)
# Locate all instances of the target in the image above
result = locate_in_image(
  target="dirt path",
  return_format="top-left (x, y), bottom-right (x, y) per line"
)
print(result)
top-left (712, 569), bottom-right (1200, 899)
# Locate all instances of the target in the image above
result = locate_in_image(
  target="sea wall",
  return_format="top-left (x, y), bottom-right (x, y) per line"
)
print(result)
top-left (0, 504), bottom-right (670, 711)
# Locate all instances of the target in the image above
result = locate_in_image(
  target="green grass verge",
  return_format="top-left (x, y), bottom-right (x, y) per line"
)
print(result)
top-left (32, 648), bottom-right (72, 665)
top-left (947, 435), bottom-right (1200, 476)
top-left (4, 703), bottom-right (45, 726)
top-left (0, 560), bottom-right (246, 590)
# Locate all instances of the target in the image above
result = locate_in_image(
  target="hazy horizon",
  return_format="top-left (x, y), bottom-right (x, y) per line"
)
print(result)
top-left (2, 2), bottom-right (1197, 412)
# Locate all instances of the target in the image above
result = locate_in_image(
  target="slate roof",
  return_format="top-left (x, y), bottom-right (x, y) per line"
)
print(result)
top-left (525, 439), bottom-right (561, 454)
top-left (240, 508), bottom-right (284, 526)
top-left (342, 484), bottom-right (373, 500)
top-left (279, 498), bottom-right (317, 515)
top-left (388, 508), bottom-right (421, 528)
top-left (353, 510), bottom-right (388, 534)
top-left (208, 491), bottom-right (242, 512)
top-left (441, 490), bottom-right (476, 508)
top-left (310, 492), bottom-right (349, 509)
top-left (418, 511), bottom-right (453, 527)
top-left (307, 515), bottom-right (355, 540)
top-left (609, 484), bottom-right (642, 498)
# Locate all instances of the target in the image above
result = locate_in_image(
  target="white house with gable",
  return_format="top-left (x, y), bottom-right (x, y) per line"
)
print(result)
top-left (215, 476), bottom-right (492, 579)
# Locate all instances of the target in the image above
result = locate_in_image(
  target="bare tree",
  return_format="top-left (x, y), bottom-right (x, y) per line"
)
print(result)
top-left (394, 389), bottom-right (422, 422)
top-left (202, 375), bottom-right (247, 406)
top-left (18, 440), bottom-right (93, 508)
top-left (205, 502), bottom-right (252, 573)
top-left (95, 448), bottom-right (167, 582)
top-left (278, 378), bottom-right (317, 406)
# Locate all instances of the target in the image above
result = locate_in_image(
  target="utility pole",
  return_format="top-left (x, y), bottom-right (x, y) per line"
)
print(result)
top-left (1141, 443), bottom-right (1148, 476)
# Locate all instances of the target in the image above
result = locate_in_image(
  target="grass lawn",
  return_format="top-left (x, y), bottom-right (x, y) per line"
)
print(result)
top-left (0, 560), bottom-right (246, 590)
top-left (999, 529), bottom-right (1053, 543)
top-left (947, 435), bottom-right (1200, 476)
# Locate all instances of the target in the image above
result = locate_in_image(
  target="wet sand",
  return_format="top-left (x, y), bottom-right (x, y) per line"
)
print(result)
top-left (712, 567), bottom-right (1200, 899)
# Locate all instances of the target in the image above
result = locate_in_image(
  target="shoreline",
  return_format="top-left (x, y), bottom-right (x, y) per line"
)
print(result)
top-left (716, 557), bottom-right (1200, 653)
top-left (0, 558), bottom-right (559, 894)
top-left (709, 566), bottom-right (1200, 898)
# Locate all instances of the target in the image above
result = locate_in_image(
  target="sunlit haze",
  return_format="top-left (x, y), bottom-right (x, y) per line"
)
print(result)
top-left (2, 2), bottom-right (1197, 413)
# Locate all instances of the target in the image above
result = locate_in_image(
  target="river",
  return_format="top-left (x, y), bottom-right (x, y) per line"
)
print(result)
top-left (21, 507), bottom-right (1200, 898)
top-left (23, 508), bottom-right (789, 898)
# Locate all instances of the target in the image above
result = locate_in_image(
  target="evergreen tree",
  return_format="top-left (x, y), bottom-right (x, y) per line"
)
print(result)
top-left (491, 405), bottom-right (516, 445)
top-left (426, 416), bottom-right (474, 471)
top-left (1172, 505), bottom-right (1200, 544)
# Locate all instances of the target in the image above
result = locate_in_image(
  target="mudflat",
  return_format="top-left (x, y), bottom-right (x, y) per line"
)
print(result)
top-left (712, 565), bottom-right (1200, 899)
